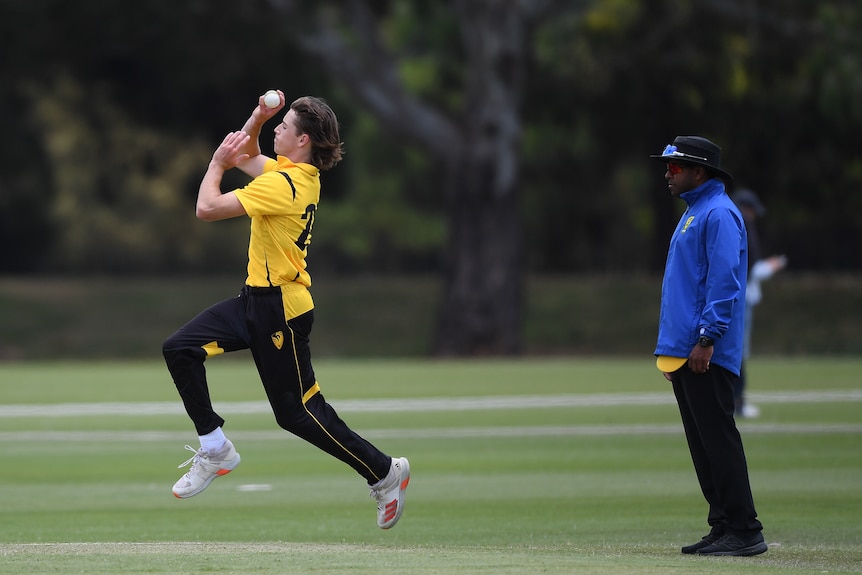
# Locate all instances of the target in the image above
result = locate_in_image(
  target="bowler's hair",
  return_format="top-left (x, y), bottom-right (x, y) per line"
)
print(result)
top-left (290, 96), bottom-right (344, 171)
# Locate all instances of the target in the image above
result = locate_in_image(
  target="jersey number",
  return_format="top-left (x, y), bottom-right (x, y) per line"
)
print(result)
top-left (296, 204), bottom-right (316, 251)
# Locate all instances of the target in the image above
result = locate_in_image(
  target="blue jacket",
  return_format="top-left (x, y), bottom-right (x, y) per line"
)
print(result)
top-left (655, 179), bottom-right (748, 375)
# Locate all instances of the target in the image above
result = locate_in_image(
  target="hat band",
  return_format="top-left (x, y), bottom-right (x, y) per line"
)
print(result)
top-left (660, 144), bottom-right (707, 162)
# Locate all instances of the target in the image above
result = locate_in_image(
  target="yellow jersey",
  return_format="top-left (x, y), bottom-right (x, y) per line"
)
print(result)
top-left (233, 156), bottom-right (320, 319)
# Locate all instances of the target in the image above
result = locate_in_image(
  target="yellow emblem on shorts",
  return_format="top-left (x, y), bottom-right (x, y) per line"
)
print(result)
top-left (271, 331), bottom-right (284, 350)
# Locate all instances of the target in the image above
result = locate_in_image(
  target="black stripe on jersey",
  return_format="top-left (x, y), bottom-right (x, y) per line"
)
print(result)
top-left (265, 255), bottom-right (274, 287)
top-left (277, 171), bottom-right (298, 201)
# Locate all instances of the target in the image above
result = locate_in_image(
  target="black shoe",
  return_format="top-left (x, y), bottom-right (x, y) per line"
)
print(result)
top-left (697, 532), bottom-right (767, 556)
top-left (681, 532), bottom-right (722, 555)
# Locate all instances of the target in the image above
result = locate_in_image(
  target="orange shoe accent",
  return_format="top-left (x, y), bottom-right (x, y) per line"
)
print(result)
top-left (215, 468), bottom-right (233, 476)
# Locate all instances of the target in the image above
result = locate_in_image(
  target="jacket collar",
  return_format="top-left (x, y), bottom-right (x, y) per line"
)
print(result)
top-left (680, 178), bottom-right (726, 208)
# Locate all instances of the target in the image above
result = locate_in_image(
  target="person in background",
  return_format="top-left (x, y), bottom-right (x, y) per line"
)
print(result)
top-left (652, 136), bottom-right (767, 557)
top-left (731, 188), bottom-right (787, 418)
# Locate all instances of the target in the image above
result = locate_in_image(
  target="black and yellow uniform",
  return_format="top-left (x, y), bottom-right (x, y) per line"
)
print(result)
top-left (163, 156), bottom-right (391, 484)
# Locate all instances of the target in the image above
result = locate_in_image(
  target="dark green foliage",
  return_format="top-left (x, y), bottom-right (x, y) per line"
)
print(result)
top-left (1, 1), bottom-right (860, 274)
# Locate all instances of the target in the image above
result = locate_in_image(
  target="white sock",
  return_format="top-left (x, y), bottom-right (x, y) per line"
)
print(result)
top-left (199, 427), bottom-right (226, 453)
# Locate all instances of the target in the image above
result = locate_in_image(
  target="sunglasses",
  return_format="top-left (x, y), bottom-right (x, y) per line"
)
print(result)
top-left (666, 162), bottom-right (687, 175)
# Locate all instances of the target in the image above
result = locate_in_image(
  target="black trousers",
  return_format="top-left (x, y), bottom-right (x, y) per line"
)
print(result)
top-left (671, 364), bottom-right (763, 537)
top-left (163, 286), bottom-right (391, 485)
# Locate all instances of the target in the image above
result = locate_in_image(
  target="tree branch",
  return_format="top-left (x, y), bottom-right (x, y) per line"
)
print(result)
top-left (298, 2), bottom-right (463, 160)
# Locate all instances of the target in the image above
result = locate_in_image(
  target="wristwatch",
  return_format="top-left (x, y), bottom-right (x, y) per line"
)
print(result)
top-left (697, 335), bottom-right (714, 348)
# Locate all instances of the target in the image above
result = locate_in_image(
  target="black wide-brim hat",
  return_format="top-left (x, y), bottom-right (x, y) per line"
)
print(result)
top-left (651, 135), bottom-right (734, 187)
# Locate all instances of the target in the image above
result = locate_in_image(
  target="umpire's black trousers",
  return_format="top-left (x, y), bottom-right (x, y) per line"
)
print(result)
top-left (670, 364), bottom-right (763, 537)
top-left (163, 285), bottom-right (391, 485)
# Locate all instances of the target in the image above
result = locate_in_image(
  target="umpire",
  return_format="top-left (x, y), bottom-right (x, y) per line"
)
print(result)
top-left (652, 136), bottom-right (767, 556)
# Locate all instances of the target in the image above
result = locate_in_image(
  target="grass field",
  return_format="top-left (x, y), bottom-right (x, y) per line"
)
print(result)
top-left (0, 357), bottom-right (860, 574)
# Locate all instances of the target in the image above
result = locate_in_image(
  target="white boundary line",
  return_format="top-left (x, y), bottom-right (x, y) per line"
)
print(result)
top-left (1, 390), bottom-right (860, 418)
top-left (2, 423), bottom-right (861, 443)
top-left (0, 541), bottom-right (374, 555)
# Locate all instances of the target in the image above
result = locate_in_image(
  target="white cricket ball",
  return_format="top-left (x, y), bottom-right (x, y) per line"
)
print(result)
top-left (263, 90), bottom-right (280, 108)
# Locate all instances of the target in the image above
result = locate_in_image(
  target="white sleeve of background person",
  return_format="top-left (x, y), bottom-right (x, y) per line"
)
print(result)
top-left (746, 260), bottom-right (774, 306)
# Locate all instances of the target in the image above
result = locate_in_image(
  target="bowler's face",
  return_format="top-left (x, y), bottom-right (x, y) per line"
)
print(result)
top-left (273, 109), bottom-right (304, 158)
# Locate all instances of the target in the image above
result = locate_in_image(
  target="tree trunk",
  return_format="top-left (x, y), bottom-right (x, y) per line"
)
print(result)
top-left (434, 158), bottom-right (524, 355)
top-left (298, 0), bottom-right (543, 356)
top-left (432, 1), bottom-right (527, 356)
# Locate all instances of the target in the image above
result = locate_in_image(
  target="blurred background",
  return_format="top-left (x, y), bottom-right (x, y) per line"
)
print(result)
top-left (1, 0), bottom-right (860, 360)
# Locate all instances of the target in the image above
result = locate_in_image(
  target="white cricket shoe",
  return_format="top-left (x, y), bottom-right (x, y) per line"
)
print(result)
top-left (370, 457), bottom-right (410, 529)
top-left (172, 440), bottom-right (241, 499)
